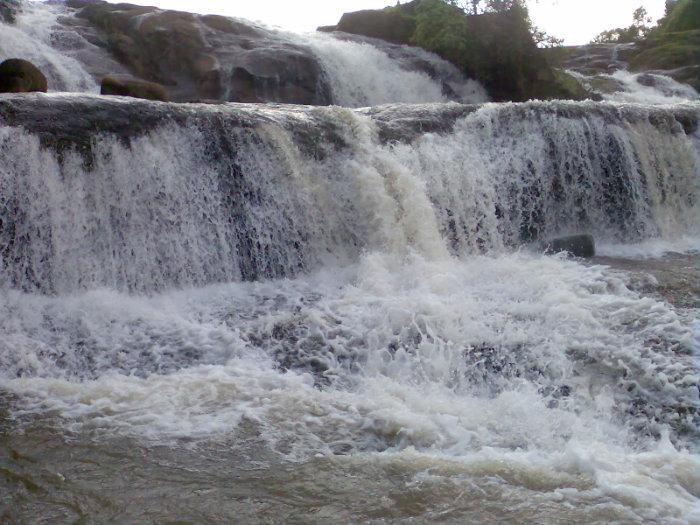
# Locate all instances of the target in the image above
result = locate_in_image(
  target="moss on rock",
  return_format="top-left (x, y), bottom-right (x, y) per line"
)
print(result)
top-left (630, 29), bottom-right (700, 91)
top-left (664, 0), bottom-right (700, 33)
top-left (101, 75), bottom-right (169, 101)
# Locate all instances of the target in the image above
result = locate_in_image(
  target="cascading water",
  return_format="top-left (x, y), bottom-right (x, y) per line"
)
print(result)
top-left (0, 92), bottom-right (699, 522)
top-left (570, 69), bottom-right (700, 105)
top-left (0, 0), bottom-right (487, 106)
top-left (1, 97), bottom-right (698, 293)
top-left (1, 1), bottom-right (700, 523)
top-left (302, 32), bottom-right (488, 106)
top-left (0, 1), bottom-right (99, 92)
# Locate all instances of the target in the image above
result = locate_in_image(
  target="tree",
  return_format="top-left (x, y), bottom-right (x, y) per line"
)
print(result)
top-left (665, 0), bottom-right (679, 15)
top-left (446, 0), bottom-right (524, 14)
top-left (632, 6), bottom-right (652, 37)
top-left (591, 5), bottom-right (653, 43)
top-left (444, 0), bottom-right (562, 47)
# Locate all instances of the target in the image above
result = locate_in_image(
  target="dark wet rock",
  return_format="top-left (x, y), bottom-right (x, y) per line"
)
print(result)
top-left (359, 103), bottom-right (480, 143)
top-left (586, 75), bottom-right (627, 95)
top-left (551, 43), bottom-right (637, 76)
top-left (544, 234), bottom-right (596, 258)
top-left (1, 95), bottom-right (694, 163)
top-left (336, 4), bottom-right (417, 46)
top-left (636, 73), bottom-right (659, 87)
top-left (0, 59), bottom-right (48, 93)
top-left (0, 94), bottom-right (352, 165)
top-left (101, 75), bottom-right (169, 101)
top-left (674, 111), bottom-right (699, 135)
top-left (0, 0), bottom-right (20, 24)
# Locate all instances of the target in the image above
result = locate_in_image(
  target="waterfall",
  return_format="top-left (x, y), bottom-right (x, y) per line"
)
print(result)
top-left (1, 5), bottom-right (700, 523)
top-left (1, 96), bottom-right (698, 294)
top-left (0, 1), bottom-right (487, 105)
top-left (302, 32), bottom-right (488, 106)
top-left (1, 96), bottom-right (699, 474)
top-left (569, 69), bottom-right (700, 105)
top-left (0, 1), bottom-right (98, 92)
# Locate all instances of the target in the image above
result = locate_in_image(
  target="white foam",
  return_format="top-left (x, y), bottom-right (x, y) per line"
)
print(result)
top-left (608, 71), bottom-right (699, 105)
top-left (0, 1), bottom-right (98, 92)
top-left (302, 32), bottom-right (488, 107)
top-left (0, 94), bottom-right (699, 520)
top-left (571, 68), bottom-right (700, 105)
top-left (2, 252), bottom-right (699, 519)
top-left (598, 236), bottom-right (700, 258)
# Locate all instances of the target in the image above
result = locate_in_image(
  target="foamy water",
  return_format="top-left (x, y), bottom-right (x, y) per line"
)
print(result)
top-left (0, 0), bottom-right (487, 106)
top-left (0, 3), bottom-right (699, 520)
top-left (2, 251), bottom-right (699, 522)
top-left (302, 32), bottom-right (487, 107)
top-left (569, 68), bottom-right (700, 105)
top-left (0, 1), bottom-right (98, 92)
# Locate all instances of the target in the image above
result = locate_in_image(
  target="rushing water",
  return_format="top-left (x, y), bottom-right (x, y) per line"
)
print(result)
top-left (1, 2), bottom-right (700, 523)
top-left (0, 94), bottom-right (699, 523)
top-left (0, 1), bottom-right (99, 92)
top-left (0, 0), bottom-right (487, 106)
top-left (569, 69), bottom-right (700, 105)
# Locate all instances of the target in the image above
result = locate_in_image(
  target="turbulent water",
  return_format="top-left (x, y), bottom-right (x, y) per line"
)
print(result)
top-left (570, 69), bottom-right (700, 105)
top-left (302, 32), bottom-right (487, 106)
top-left (563, 42), bottom-right (700, 105)
top-left (0, 1), bottom-right (99, 92)
top-left (0, 94), bottom-right (699, 523)
top-left (1, 2), bottom-right (700, 524)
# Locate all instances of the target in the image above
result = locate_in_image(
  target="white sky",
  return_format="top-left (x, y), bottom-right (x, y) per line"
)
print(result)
top-left (102, 0), bottom-right (667, 45)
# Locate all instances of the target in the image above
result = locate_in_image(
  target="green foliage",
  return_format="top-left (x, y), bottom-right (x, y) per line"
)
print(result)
top-left (663, 0), bottom-right (700, 32)
top-left (336, 5), bottom-right (416, 44)
top-left (445, 0), bottom-right (524, 14)
top-left (666, 0), bottom-right (680, 15)
top-left (412, 0), bottom-right (472, 64)
top-left (621, 0), bottom-right (700, 91)
top-left (340, 0), bottom-right (578, 101)
top-left (592, 6), bottom-right (652, 43)
top-left (631, 29), bottom-right (700, 89)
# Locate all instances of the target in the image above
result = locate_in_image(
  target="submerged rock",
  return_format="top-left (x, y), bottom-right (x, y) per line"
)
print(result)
top-left (544, 234), bottom-right (596, 258)
top-left (101, 76), bottom-right (169, 102)
top-left (0, 0), bottom-right (20, 24)
top-left (0, 59), bottom-right (48, 93)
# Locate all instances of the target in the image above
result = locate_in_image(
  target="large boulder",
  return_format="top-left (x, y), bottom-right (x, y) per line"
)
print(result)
top-left (544, 234), bottom-right (596, 258)
top-left (0, 59), bottom-right (48, 93)
top-left (330, 1), bottom-right (584, 102)
top-left (549, 43), bottom-right (637, 76)
top-left (101, 75), bottom-right (169, 101)
top-left (336, 2), bottom-right (419, 45)
top-left (71, 1), bottom-right (331, 104)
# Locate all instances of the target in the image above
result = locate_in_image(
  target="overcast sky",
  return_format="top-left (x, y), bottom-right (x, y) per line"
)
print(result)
top-left (102, 0), bottom-right (667, 45)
